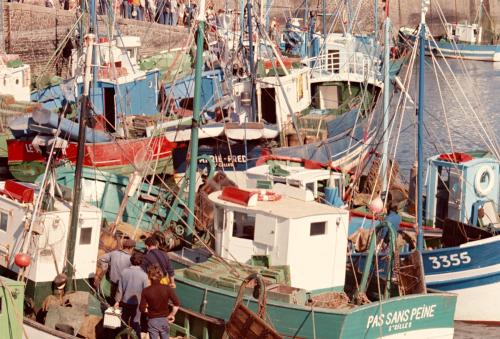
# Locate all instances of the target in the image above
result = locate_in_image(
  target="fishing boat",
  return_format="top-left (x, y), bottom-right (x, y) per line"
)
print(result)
top-left (0, 33), bottom-right (107, 338)
top-left (7, 126), bottom-right (174, 182)
top-left (167, 185), bottom-right (457, 338)
top-left (349, 2), bottom-right (500, 323)
top-left (7, 34), bottom-right (176, 182)
top-left (172, 7), bottom-right (407, 179)
top-left (400, 1), bottom-right (500, 61)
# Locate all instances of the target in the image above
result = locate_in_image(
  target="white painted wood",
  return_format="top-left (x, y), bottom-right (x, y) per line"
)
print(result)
top-left (211, 190), bottom-right (349, 291)
top-left (0, 184), bottom-right (102, 284)
top-left (0, 64), bottom-right (31, 101)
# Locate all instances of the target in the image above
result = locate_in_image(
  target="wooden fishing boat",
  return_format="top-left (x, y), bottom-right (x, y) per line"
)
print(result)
top-left (352, 3), bottom-right (500, 322)
top-left (168, 185), bottom-right (457, 338)
top-left (7, 134), bottom-right (174, 182)
top-left (400, 25), bottom-right (500, 62)
top-left (399, 1), bottom-right (500, 62)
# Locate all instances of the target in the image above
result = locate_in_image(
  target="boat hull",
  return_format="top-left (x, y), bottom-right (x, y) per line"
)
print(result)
top-left (7, 136), bottom-right (174, 182)
top-left (174, 273), bottom-right (456, 339)
top-left (351, 230), bottom-right (500, 323)
top-left (422, 235), bottom-right (500, 323)
top-left (427, 40), bottom-right (500, 61)
top-left (173, 139), bottom-right (266, 173)
top-left (49, 167), bottom-right (171, 231)
top-left (401, 30), bottom-right (500, 61)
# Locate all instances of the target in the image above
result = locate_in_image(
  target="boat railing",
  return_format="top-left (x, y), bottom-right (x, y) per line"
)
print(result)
top-left (305, 51), bottom-right (381, 81)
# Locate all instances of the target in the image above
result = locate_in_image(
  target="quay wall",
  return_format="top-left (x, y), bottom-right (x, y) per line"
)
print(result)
top-left (2, 1), bottom-right (500, 79)
top-left (2, 3), bottom-right (188, 79)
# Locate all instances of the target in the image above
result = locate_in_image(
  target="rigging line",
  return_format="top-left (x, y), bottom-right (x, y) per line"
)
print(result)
top-left (379, 26), bottom-right (420, 208)
top-left (426, 35), bottom-right (499, 159)
top-left (432, 1), bottom-right (500, 154)
top-left (429, 2), bottom-right (500, 156)
top-left (429, 47), bottom-right (455, 154)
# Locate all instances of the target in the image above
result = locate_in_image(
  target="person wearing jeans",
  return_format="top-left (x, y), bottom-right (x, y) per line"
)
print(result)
top-left (114, 252), bottom-right (149, 339)
top-left (122, 0), bottom-right (132, 18)
top-left (139, 264), bottom-right (180, 339)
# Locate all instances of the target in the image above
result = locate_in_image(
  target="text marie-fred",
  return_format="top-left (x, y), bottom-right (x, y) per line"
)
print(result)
top-left (366, 304), bottom-right (436, 332)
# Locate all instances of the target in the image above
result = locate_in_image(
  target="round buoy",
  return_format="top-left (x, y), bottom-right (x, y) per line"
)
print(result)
top-left (369, 196), bottom-right (384, 214)
top-left (14, 253), bottom-right (31, 268)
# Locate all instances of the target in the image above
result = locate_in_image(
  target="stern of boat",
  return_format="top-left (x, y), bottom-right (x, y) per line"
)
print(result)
top-left (340, 292), bottom-right (456, 339)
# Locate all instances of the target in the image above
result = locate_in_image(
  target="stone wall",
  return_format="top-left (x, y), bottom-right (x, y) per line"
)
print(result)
top-left (2, 3), bottom-right (189, 78)
top-left (2, 1), bottom-right (500, 79)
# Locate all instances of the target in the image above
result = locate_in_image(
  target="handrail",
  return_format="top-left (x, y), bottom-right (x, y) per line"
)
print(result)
top-left (304, 51), bottom-right (382, 81)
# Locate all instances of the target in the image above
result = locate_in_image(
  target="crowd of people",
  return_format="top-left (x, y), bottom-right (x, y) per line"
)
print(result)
top-left (97, 236), bottom-right (179, 339)
top-left (98, 0), bottom-right (197, 25)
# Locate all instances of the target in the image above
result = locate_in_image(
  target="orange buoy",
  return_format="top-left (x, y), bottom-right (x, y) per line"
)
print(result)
top-left (14, 253), bottom-right (31, 268)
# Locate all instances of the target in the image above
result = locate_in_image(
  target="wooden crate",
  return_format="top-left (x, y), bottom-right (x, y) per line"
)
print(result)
top-left (225, 304), bottom-right (281, 339)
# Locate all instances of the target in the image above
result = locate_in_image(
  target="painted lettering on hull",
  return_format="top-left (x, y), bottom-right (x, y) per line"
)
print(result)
top-left (366, 304), bottom-right (436, 332)
top-left (198, 154), bottom-right (248, 168)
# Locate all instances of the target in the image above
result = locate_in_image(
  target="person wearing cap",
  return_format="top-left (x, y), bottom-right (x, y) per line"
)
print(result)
top-left (141, 237), bottom-right (175, 287)
top-left (97, 238), bottom-right (136, 300)
top-left (114, 252), bottom-right (149, 339)
top-left (139, 264), bottom-right (180, 339)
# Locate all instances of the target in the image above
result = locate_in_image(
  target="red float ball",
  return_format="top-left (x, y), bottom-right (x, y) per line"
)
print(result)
top-left (14, 253), bottom-right (31, 268)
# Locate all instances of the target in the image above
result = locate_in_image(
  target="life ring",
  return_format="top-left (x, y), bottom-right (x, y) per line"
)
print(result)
top-left (257, 190), bottom-right (281, 201)
top-left (474, 165), bottom-right (495, 197)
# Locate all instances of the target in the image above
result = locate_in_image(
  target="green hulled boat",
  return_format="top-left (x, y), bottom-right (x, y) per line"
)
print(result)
top-left (162, 185), bottom-right (457, 338)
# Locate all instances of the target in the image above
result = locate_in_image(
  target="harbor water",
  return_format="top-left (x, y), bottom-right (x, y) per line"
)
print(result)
top-left (394, 59), bottom-right (500, 177)
top-left (394, 59), bottom-right (500, 337)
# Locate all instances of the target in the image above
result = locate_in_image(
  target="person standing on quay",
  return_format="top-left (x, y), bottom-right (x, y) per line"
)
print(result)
top-left (139, 264), bottom-right (180, 339)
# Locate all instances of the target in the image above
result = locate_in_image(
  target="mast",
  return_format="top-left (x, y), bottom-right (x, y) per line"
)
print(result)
top-left (247, 0), bottom-right (257, 122)
top-left (381, 1), bottom-right (391, 193)
top-left (186, 0), bottom-right (207, 241)
top-left (477, 0), bottom-right (484, 44)
top-left (66, 34), bottom-right (95, 289)
top-left (66, 0), bottom-right (97, 290)
top-left (374, 0), bottom-right (378, 36)
top-left (322, 0), bottom-right (326, 36)
top-left (416, 0), bottom-right (429, 251)
top-left (256, 0), bottom-right (264, 121)
top-left (90, 0), bottom-right (98, 106)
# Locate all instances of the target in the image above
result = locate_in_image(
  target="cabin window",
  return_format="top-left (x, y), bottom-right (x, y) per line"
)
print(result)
top-left (215, 207), bottom-right (225, 231)
top-left (310, 221), bottom-right (326, 236)
top-left (79, 227), bottom-right (92, 245)
top-left (0, 212), bottom-right (8, 232)
top-left (232, 212), bottom-right (255, 240)
top-left (305, 182), bottom-right (315, 195)
top-left (318, 179), bottom-right (328, 194)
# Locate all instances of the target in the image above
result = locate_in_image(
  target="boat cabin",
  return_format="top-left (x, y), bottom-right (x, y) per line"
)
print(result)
top-left (308, 33), bottom-right (383, 108)
top-left (209, 185), bottom-right (349, 292)
top-left (0, 55), bottom-right (31, 102)
top-left (245, 162), bottom-right (344, 205)
top-left (445, 22), bottom-right (482, 44)
top-left (425, 152), bottom-right (499, 230)
top-left (0, 180), bottom-right (102, 293)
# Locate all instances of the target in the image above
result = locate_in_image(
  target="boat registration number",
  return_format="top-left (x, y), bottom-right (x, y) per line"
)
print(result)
top-left (428, 252), bottom-right (471, 269)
